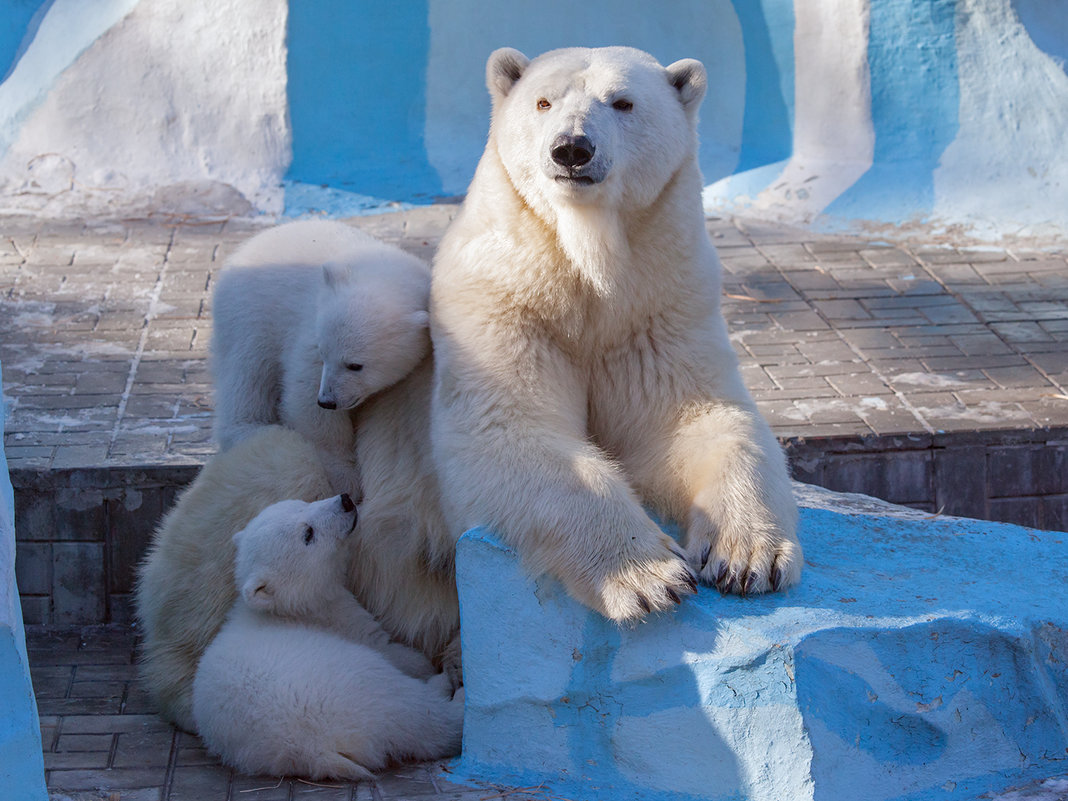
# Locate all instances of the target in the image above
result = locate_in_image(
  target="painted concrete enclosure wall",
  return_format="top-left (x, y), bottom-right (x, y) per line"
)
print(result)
top-left (0, 0), bottom-right (1066, 235)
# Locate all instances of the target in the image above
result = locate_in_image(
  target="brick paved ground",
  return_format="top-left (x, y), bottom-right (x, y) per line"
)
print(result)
top-left (28, 626), bottom-right (532, 801)
top-left (2, 207), bottom-right (1065, 472)
top-left (4, 207), bottom-right (1068, 797)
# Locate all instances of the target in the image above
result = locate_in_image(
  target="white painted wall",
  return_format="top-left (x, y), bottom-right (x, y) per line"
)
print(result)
top-left (0, 0), bottom-right (289, 219)
top-left (0, 0), bottom-right (1066, 237)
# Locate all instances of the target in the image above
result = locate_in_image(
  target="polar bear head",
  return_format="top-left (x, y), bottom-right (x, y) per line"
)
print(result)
top-left (486, 46), bottom-right (707, 213)
top-left (232, 494), bottom-right (358, 616)
top-left (314, 260), bottom-right (430, 412)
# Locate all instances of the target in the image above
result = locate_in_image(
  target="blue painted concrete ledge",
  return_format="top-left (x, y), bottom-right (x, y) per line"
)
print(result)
top-left (455, 484), bottom-right (1068, 801)
top-left (0, 367), bottom-right (48, 800)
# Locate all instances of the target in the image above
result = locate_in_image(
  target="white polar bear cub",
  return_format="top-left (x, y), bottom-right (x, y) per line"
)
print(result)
top-left (211, 219), bottom-right (431, 496)
top-left (192, 494), bottom-right (464, 781)
top-left (431, 47), bottom-right (802, 622)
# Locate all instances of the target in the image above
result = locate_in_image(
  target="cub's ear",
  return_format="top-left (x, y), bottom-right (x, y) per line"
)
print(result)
top-left (410, 310), bottom-right (430, 328)
top-left (241, 573), bottom-right (275, 611)
top-left (666, 58), bottom-right (707, 115)
top-left (487, 47), bottom-right (530, 101)
top-left (322, 262), bottom-right (351, 289)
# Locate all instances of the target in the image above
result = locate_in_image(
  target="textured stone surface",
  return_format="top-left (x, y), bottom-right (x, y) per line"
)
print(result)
top-left (454, 484), bottom-right (1068, 801)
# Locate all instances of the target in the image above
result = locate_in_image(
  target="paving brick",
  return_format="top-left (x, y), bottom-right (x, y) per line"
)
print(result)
top-left (44, 751), bottom-right (112, 770)
top-left (771, 310), bottom-right (830, 330)
top-left (48, 767), bottom-right (169, 792)
top-left (860, 403), bottom-right (928, 437)
top-left (111, 727), bottom-right (175, 769)
top-left (56, 733), bottom-right (113, 752)
top-left (982, 364), bottom-right (1055, 389)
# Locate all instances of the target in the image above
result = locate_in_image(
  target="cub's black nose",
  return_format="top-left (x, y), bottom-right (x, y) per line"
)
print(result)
top-left (318, 399), bottom-right (337, 410)
top-left (550, 134), bottom-right (595, 168)
top-left (340, 493), bottom-right (355, 512)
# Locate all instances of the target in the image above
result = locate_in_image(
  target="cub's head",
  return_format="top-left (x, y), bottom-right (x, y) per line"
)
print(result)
top-left (314, 260), bottom-right (430, 412)
top-left (486, 46), bottom-right (706, 212)
top-left (233, 494), bottom-right (358, 616)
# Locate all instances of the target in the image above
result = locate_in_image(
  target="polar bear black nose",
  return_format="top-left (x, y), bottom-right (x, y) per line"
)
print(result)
top-left (318, 399), bottom-right (337, 410)
top-left (550, 134), bottom-right (595, 168)
top-left (339, 493), bottom-right (354, 512)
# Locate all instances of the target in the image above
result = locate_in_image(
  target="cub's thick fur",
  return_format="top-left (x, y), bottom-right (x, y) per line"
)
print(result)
top-left (136, 427), bottom-right (334, 732)
top-left (212, 219), bottom-right (430, 497)
top-left (137, 417), bottom-right (458, 733)
top-left (193, 495), bottom-right (462, 780)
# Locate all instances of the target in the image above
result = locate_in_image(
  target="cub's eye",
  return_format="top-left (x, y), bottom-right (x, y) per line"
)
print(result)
top-left (345, 363), bottom-right (363, 371)
top-left (612, 99), bottom-right (634, 112)
top-left (303, 526), bottom-right (315, 545)
top-left (536, 98), bottom-right (551, 111)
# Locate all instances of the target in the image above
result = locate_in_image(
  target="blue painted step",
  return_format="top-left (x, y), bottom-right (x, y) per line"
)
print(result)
top-left (454, 484), bottom-right (1068, 801)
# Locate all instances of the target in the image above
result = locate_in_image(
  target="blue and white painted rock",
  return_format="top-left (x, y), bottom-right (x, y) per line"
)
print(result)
top-left (455, 484), bottom-right (1068, 801)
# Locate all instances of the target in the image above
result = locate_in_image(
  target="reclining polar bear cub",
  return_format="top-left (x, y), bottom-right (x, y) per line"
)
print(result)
top-left (192, 494), bottom-right (463, 781)
top-left (212, 219), bottom-right (431, 497)
top-left (430, 46), bottom-right (802, 621)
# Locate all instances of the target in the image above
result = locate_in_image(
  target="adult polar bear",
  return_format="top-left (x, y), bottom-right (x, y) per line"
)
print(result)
top-left (430, 46), bottom-right (801, 620)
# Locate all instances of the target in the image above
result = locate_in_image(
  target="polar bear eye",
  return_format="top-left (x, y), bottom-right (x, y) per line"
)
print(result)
top-left (536, 98), bottom-right (551, 111)
top-left (303, 525), bottom-right (315, 545)
top-left (612, 99), bottom-right (634, 112)
top-left (345, 362), bottom-right (363, 372)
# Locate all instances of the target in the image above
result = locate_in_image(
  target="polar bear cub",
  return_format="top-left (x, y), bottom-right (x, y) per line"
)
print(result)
top-left (211, 219), bottom-right (431, 497)
top-left (192, 494), bottom-right (464, 781)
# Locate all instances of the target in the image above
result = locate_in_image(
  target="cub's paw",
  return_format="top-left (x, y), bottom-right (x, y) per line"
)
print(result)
top-left (688, 518), bottom-right (802, 596)
top-left (576, 531), bottom-right (698, 622)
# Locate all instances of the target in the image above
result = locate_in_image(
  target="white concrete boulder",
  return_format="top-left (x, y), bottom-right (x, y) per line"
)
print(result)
top-left (455, 483), bottom-right (1068, 801)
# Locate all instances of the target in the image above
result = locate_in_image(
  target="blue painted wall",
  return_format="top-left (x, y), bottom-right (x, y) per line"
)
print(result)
top-left (2, 0), bottom-right (1067, 231)
top-left (827, 0), bottom-right (960, 220)
top-left (0, 363), bottom-right (48, 800)
top-left (285, 1), bottom-right (443, 202)
top-left (730, 0), bottom-right (794, 173)
top-left (0, 0), bottom-right (51, 82)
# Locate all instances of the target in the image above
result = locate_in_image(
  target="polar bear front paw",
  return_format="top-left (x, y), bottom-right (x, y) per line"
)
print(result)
top-left (688, 520), bottom-right (802, 596)
top-left (581, 532), bottom-right (698, 622)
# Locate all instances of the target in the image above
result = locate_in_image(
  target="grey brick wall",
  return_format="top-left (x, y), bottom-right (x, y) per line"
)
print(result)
top-left (786, 428), bottom-right (1068, 531)
top-left (12, 466), bottom-right (198, 626)
top-left (12, 428), bottom-right (1067, 626)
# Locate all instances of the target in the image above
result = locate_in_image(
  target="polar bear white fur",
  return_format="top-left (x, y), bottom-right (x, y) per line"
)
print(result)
top-left (192, 494), bottom-right (463, 781)
top-left (430, 46), bottom-right (802, 621)
top-left (136, 420), bottom-right (460, 734)
top-left (136, 427), bottom-right (336, 731)
top-left (211, 219), bottom-right (430, 497)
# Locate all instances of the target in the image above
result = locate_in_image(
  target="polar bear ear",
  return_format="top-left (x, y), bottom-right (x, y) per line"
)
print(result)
top-left (487, 47), bottom-right (530, 101)
top-left (666, 58), bottom-right (707, 115)
top-left (241, 573), bottom-right (276, 611)
top-left (322, 262), bottom-right (351, 289)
